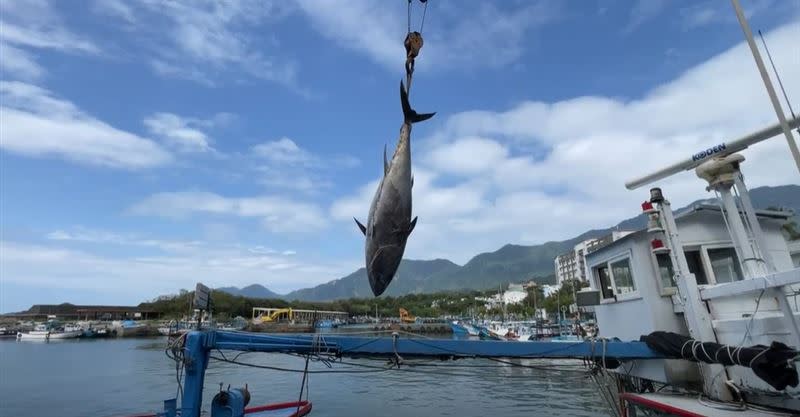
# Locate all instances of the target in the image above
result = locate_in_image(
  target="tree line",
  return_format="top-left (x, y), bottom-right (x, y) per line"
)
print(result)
top-left (140, 281), bottom-right (588, 321)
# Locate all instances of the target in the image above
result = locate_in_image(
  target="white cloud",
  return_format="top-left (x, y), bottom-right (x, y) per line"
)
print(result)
top-left (253, 137), bottom-right (314, 165)
top-left (0, 0), bottom-right (100, 80)
top-left (0, 240), bottom-right (357, 301)
top-left (331, 21), bottom-right (800, 264)
top-left (623, 0), bottom-right (667, 34)
top-left (149, 59), bottom-right (216, 87)
top-left (250, 137), bottom-right (359, 193)
top-left (0, 21), bottom-right (99, 54)
top-left (143, 112), bottom-right (224, 153)
top-left (0, 81), bottom-right (172, 168)
top-left (294, 0), bottom-right (560, 72)
top-left (424, 136), bottom-right (509, 175)
top-left (679, 0), bottom-right (784, 30)
top-left (0, 43), bottom-right (43, 80)
top-left (94, 0), bottom-right (302, 91)
top-left (45, 227), bottom-right (205, 253)
top-left (91, 0), bottom-right (137, 24)
top-left (128, 191), bottom-right (328, 234)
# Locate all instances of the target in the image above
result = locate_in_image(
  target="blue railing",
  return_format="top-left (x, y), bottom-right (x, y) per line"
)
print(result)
top-left (172, 330), bottom-right (662, 417)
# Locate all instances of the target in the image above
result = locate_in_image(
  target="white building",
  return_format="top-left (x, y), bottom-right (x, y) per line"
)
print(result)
top-left (503, 284), bottom-right (528, 304)
top-left (476, 284), bottom-right (530, 309)
top-left (541, 284), bottom-right (561, 298)
top-left (555, 231), bottom-right (634, 285)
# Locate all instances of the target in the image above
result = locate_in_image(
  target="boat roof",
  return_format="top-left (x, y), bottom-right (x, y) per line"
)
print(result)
top-left (589, 202), bottom-right (793, 254)
top-left (685, 202), bottom-right (793, 220)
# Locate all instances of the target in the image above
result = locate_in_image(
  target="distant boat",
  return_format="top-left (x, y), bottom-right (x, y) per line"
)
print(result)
top-left (84, 327), bottom-right (116, 338)
top-left (158, 320), bottom-right (191, 336)
top-left (17, 323), bottom-right (82, 341)
top-left (477, 326), bottom-right (501, 340)
top-left (0, 327), bottom-right (18, 338)
top-left (314, 319), bottom-right (339, 329)
top-left (219, 316), bottom-right (249, 331)
top-left (449, 320), bottom-right (478, 336)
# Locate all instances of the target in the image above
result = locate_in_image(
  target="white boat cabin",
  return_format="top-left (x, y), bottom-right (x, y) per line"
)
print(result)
top-left (585, 202), bottom-right (798, 396)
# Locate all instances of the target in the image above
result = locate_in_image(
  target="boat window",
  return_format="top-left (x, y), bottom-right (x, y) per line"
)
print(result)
top-left (596, 265), bottom-right (614, 299)
top-left (684, 250), bottom-right (708, 285)
top-left (655, 253), bottom-right (674, 289)
top-left (708, 247), bottom-right (744, 283)
top-left (610, 258), bottom-right (635, 295)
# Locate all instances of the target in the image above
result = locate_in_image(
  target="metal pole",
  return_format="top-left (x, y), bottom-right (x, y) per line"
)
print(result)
top-left (717, 186), bottom-right (767, 278)
top-left (181, 331), bottom-right (210, 417)
top-left (758, 30), bottom-right (797, 120)
top-left (732, 173), bottom-right (776, 273)
top-left (658, 199), bottom-right (732, 401)
top-left (731, 0), bottom-right (800, 174)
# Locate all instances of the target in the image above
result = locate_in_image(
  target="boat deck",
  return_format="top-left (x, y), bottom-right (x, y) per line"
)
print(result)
top-left (622, 393), bottom-right (795, 417)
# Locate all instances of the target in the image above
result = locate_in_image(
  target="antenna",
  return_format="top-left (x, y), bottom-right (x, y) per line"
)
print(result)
top-left (757, 29), bottom-right (798, 123)
top-left (625, 116), bottom-right (800, 190)
top-left (730, 0), bottom-right (800, 173)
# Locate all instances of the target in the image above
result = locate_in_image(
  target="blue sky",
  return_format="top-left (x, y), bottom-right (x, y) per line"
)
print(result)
top-left (1, 0), bottom-right (798, 312)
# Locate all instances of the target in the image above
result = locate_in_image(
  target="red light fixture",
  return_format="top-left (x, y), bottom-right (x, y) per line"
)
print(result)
top-left (642, 201), bottom-right (654, 212)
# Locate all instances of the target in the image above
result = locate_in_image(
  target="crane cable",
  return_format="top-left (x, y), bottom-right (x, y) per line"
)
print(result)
top-left (404, 0), bottom-right (429, 96)
top-left (407, 0), bottom-right (429, 34)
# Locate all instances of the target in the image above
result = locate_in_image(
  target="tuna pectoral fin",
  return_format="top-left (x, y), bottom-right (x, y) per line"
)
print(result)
top-left (400, 80), bottom-right (436, 124)
top-left (354, 218), bottom-right (367, 236)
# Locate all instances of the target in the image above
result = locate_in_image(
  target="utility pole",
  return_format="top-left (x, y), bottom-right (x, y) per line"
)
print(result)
top-left (571, 278), bottom-right (581, 321)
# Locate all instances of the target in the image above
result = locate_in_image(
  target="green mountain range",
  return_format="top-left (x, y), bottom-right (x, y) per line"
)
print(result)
top-left (216, 284), bottom-right (281, 299)
top-left (219, 185), bottom-right (798, 302)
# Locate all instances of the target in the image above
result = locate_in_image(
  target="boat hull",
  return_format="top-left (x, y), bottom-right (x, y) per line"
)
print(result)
top-left (120, 401), bottom-right (312, 417)
top-left (17, 330), bottom-right (82, 340)
top-left (246, 401), bottom-right (312, 417)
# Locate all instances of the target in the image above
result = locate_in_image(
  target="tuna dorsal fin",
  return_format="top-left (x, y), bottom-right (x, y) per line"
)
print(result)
top-left (408, 216), bottom-right (418, 234)
top-left (354, 218), bottom-right (367, 236)
top-left (383, 144), bottom-right (389, 175)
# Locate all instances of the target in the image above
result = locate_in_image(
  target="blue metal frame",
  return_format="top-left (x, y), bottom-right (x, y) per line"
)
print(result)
top-left (178, 331), bottom-right (662, 416)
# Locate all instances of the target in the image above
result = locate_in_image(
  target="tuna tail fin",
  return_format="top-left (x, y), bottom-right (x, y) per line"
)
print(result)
top-left (400, 80), bottom-right (435, 123)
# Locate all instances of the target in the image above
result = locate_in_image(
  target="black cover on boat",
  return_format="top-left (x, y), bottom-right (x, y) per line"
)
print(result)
top-left (641, 331), bottom-right (798, 391)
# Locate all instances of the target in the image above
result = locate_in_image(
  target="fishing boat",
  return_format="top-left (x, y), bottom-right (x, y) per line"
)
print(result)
top-left (16, 323), bottom-right (82, 341)
top-left (449, 320), bottom-right (478, 336)
top-left (314, 319), bottom-right (338, 329)
top-left (158, 320), bottom-right (191, 336)
top-left (0, 327), bottom-right (18, 338)
top-left (476, 325), bottom-right (501, 340)
top-left (83, 326), bottom-right (117, 338)
top-left (218, 316), bottom-right (249, 331)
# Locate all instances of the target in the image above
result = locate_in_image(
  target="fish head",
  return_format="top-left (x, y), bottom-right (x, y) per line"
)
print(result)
top-left (366, 242), bottom-right (406, 297)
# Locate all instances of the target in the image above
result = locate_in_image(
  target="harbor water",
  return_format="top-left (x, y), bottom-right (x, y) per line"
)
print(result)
top-left (0, 336), bottom-right (607, 417)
